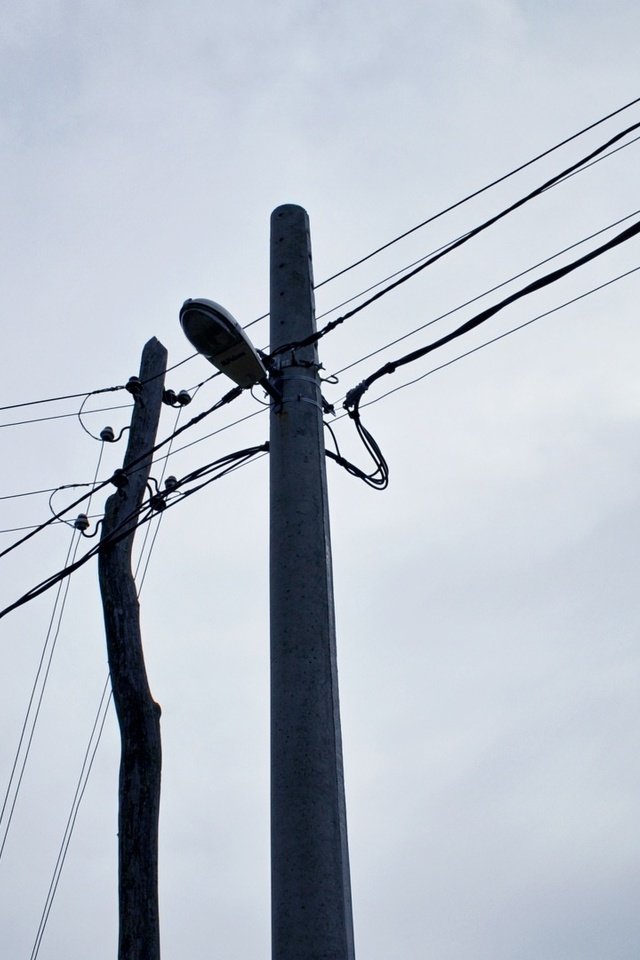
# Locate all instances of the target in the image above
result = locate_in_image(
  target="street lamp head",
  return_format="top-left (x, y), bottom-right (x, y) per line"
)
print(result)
top-left (179, 298), bottom-right (267, 388)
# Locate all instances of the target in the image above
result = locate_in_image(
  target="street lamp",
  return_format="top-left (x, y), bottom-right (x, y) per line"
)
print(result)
top-left (179, 298), bottom-right (268, 389)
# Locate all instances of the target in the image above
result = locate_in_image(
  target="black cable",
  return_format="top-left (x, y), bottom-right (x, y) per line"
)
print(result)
top-left (314, 95), bottom-right (640, 290)
top-left (195, 103), bottom-right (640, 341)
top-left (344, 217), bottom-right (640, 412)
top-left (314, 137), bottom-right (640, 335)
top-left (0, 403), bottom-right (132, 430)
top-left (0, 442), bottom-right (268, 621)
top-left (76, 394), bottom-right (131, 443)
top-left (354, 263), bottom-right (640, 413)
top-left (147, 407), bottom-right (267, 466)
top-left (331, 209), bottom-right (640, 380)
top-left (0, 384), bottom-right (244, 561)
top-left (0, 352), bottom-right (197, 415)
top-left (271, 118), bottom-right (640, 359)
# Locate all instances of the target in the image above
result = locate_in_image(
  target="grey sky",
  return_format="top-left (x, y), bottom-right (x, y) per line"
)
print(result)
top-left (1, 1), bottom-right (639, 958)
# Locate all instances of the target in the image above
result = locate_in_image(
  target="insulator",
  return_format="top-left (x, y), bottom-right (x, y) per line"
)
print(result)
top-left (74, 513), bottom-right (90, 531)
top-left (164, 476), bottom-right (178, 492)
top-left (125, 376), bottom-right (142, 396)
top-left (177, 390), bottom-right (192, 405)
top-left (100, 426), bottom-right (115, 442)
top-left (150, 493), bottom-right (166, 512)
top-left (110, 468), bottom-right (129, 489)
top-left (163, 388), bottom-right (177, 406)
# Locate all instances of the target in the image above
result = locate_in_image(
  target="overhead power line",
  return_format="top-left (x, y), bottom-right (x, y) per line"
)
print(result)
top-left (0, 385), bottom-right (244, 562)
top-left (350, 263), bottom-right (640, 415)
top-left (314, 137), bottom-right (640, 332)
top-left (314, 94), bottom-right (640, 289)
top-left (0, 442), bottom-right (268, 621)
top-left (0, 352), bottom-right (198, 415)
top-left (331, 209), bottom-right (640, 380)
top-left (271, 117), bottom-right (640, 360)
top-left (242, 98), bottom-right (640, 333)
top-left (343, 217), bottom-right (640, 412)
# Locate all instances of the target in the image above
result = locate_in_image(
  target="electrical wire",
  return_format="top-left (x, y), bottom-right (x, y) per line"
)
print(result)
top-left (0, 444), bottom-right (105, 861)
top-left (334, 224), bottom-right (640, 488)
top-left (0, 352), bottom-right (198, 416)
top-left (0, 384), bottom-right (244, 561)
top-left (0, 442), bottom-right (268, 621)
top-left (313, 95), bottom-right (640, 290)
top-left (0, 403), bottom-right (132, 430)
top-left (313, 134), bottom-right (640, 334)
top-left (28, 396), bottom-right (195, 953)
top-left (354, 263), bottom-right (640, 414)
top-left (270, 118), bottom-right (640, 359)
top-left (331, 209), bottom-right (640, 380)
top-left (26, 437), bottom-right (270, 955)
top-left (29, 679), bottom-right (112, 960)
top-left (343, 216), bottom-right (640, 412)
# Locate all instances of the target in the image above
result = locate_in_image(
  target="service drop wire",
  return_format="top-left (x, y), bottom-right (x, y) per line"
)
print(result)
top-left (271, 117), bottom-right (640, 359)
top-left (0, 385), bottom-right (244, 562)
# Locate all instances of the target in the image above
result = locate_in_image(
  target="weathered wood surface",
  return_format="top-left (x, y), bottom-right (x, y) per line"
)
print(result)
top-left (98, 337), bottom-right (167, 960)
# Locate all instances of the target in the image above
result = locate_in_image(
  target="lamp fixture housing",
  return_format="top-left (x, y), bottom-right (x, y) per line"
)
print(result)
top-left (179, 298), bottom-right (267, 388)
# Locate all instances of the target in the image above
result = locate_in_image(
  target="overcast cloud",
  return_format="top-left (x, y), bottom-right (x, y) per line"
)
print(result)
top-left (1, 2), bottom-right (639, 958)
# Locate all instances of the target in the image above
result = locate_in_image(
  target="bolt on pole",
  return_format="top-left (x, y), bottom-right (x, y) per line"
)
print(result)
top-left (269, 204), bottom-right (356, 960)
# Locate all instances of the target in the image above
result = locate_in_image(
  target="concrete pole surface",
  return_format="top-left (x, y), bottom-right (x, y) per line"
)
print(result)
top-left (269, 204), bottom-right (355, 960)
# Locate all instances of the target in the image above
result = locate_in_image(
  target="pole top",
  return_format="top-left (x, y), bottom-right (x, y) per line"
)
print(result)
top-left (272, 204), bottom-right (309, 222)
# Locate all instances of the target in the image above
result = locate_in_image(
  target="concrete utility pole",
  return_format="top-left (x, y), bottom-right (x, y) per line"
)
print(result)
top-left (98, 337), bottom-right (167, 960)
top-left (269, 205), bottom-right (356, 960)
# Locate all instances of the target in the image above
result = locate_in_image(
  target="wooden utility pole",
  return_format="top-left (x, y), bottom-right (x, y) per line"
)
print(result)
top-left (98, 337), bottom-right (167, 960)
top-left (269, 205), bottom-right (356, 960)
